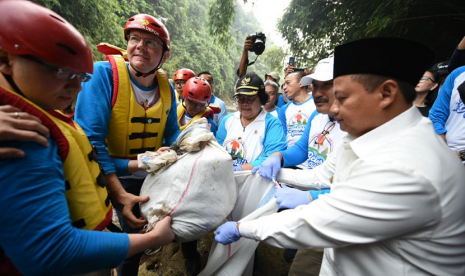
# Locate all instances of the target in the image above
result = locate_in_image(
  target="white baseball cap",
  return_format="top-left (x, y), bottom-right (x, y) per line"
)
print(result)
top-left (301, 57), bottom-right (334, 86)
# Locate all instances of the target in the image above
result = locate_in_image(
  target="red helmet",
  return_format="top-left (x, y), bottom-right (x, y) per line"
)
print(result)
top-left (174, 68), bottom-right (196, 81)
top-left (124, 14), bottom-right (170, 51)
top-left (0, 0), bottom-right (93, 74)
top-left (183, 77), bottom-right (212, 104)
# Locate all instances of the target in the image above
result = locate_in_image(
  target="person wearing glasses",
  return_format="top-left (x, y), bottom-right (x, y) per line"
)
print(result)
top-left (176, 77), bottom-right (219, 135)
top-left (173, 68), bottom-right (196, 103)
top-left (0, 1), bottom-right (174, 275)
top-left (413, 69), bottom-right (439, 117)
top-left (263, 80), bottom-right (280, 117)
top-left (216, 72), bottom-right (287, 171)
top-left (74, 13), bottom-right (180, 276)
top-left (215, 37), bottom-right (465, 276)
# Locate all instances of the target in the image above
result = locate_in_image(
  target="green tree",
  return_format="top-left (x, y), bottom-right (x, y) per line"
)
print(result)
top-left (31, 0), bottom-right (276, 104)
top-left (278, 0), bottom-right (465, 64)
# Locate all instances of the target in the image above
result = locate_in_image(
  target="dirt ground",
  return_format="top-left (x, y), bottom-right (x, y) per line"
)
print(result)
top-left (138, 232), bottom-right (292, 276)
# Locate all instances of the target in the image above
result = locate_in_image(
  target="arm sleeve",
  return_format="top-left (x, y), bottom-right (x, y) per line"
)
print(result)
top-left (208, 116), bottom-right (217, 136)
top-left (216, 101), bottom-right (228, 127)
top-left (240, 161), bottom-right (441, 249)
top-left (163, 83), bottom-right (181, 146)
top-left (75, 62), bottom-right (128, 175)
top-left (0, 140), bottom-right (129, 276)
top-left (215, 114), bottom-right (232, 146)
top-left (448, 48), bottom-right (465, 73)
top-left (282, 110), bottom-right (319, 167)
top-left (276, 149), bottom-right (336, 190)
top-left (278, 103), bottom-right (289, 136)
top-left (428, 67), bottom-right (465, 134)
top-left (251, 115), bottom-right (288, 167)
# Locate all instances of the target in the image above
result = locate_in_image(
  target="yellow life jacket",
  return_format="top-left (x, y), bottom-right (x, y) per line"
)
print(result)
top-left (0, 87), bottom-right (112, 231)
top-left (106, 55), bottom-right (172, 159)
top-left (176, 103), bottom-right (211, 131)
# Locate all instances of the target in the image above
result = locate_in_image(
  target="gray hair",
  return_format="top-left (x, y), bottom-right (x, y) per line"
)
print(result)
top-left (264, 80), bottom-right (279, 94)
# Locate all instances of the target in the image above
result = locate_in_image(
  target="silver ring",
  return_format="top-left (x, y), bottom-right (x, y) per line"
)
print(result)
top-left (14, 112), bottom-right (20, 119)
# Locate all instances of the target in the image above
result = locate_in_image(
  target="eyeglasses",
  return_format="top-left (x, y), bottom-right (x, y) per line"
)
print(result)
top-left (128, 35), bottom-right (163, 50)
top-left (235, 96), bottom-right (258, 104)
top-left (419, 76), bottom-right (435, 83)
top-left (23, 55), bottom-right (91, 83)
top-left (314, 120), bottom-right (335, 147)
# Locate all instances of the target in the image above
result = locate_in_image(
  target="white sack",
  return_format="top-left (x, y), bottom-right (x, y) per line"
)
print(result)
top-left (139, 119), bottom-right (236, 242)
top-left (199, 172), bottom-right (279, 276)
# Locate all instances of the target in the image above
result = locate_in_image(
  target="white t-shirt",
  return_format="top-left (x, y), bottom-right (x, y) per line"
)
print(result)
top-left (221, 110), bottom-right (268, 166)
top-left (306, 114), bottom-right (345, 169)
top-left (284, 98), bottom-right (316, 148)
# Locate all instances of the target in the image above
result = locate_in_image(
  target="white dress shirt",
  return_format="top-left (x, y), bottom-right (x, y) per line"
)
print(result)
top-left (240, 106), bottom-right (465, 275)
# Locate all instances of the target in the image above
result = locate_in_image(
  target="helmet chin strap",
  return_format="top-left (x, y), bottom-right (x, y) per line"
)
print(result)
top-left (130, 50), bottom-right (165, 78)
top-left (2, 73), bottom-right (25, 97)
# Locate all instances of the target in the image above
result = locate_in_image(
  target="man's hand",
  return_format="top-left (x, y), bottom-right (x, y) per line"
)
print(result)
top-left (284, 65), bottom-right (295, 77)
top-left (215, 221), bottom-right (242, 245)
top-left (244, 35), bottom-right (254, 52)
top-left (251, 154), bottom-right (281, 180)
top-left (0, 105), bottom-right (50, 158)
top-left (151, 216), bottom-right (175, 246)
top-left (275, 185), bottom-right (311, 210)
top-left (119, 192), bottom-right (150, 229)
top-left (275, 186), bottom-right (331, 210)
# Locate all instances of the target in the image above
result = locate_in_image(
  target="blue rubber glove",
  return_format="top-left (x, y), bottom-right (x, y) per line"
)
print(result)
top-left (233, 164), bottom-right (243, 171)
top-left (309, 189), bottom-right (331, 201)
top-left (215, 221), bottom-right (242, 245)
top-left (275, 185), bottom-right (311, 210)
top-left (251, 155), bottom-right (281, 180)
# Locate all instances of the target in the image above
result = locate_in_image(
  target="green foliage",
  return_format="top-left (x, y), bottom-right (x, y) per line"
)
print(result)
top-left (278, 0), bottom-right (465, 64)
top-left (31, 0), bottom-right (283, 104)
top-left (209, 0), bottom-right (237, 49)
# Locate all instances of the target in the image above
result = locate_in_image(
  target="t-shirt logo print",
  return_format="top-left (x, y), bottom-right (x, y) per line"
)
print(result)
top-left (290, 111), bottom-right (308, 126)
top-left (224, 137), bottom-right (245, 160)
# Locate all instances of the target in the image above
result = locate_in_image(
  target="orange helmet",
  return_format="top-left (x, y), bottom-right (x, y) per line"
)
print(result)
top-left (0, 0), bottom-right (93, 74)
top-left (124, 14), bottom-right (170, 51)
top-left (183, 77), bottom-right (212, 104)
top-left (174, 68), bottom-right (196, 82)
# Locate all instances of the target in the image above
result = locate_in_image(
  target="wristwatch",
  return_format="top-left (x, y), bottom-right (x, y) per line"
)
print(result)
top-left (459, 150), bottom-right (465, 162)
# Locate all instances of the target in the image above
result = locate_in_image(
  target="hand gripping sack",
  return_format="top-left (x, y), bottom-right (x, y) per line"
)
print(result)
top-left (139, 119), bottom-right (236, 242)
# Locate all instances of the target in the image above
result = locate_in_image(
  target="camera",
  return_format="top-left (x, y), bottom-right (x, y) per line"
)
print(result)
top-left (250, 32), bottom-right (266, 55)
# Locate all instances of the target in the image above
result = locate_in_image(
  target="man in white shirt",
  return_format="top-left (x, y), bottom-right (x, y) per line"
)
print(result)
top-left (215, 37), bottom-right (465, 275)
top-left (278, 71), bottom-right (317, 168)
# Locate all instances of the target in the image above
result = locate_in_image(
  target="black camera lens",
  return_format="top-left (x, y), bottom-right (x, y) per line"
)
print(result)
top-left (251, 32), bottom-right (266, 55)
top-left (253, 39), bottom-right (265, 55)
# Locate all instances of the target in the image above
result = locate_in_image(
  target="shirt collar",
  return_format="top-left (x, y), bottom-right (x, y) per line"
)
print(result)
top-left (233, 108), bottom-right (267, 122)
top-left (348, 106), bottom-right (423, 158)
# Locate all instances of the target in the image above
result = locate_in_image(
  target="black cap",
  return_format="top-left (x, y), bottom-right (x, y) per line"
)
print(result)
top-left (334, 37), bottom-right (435, 87)
top-left (235, 72), bottom-right (265, 96)
top-left (431, 61), bottom-right (449, 77)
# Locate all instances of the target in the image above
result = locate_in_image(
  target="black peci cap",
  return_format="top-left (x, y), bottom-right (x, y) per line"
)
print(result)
top-left (334, 37), bottom-right (435, 87)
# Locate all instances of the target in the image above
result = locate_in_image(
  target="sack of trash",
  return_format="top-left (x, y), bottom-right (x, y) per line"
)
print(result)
top-left (139, 118), bottom-right (236, 242)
